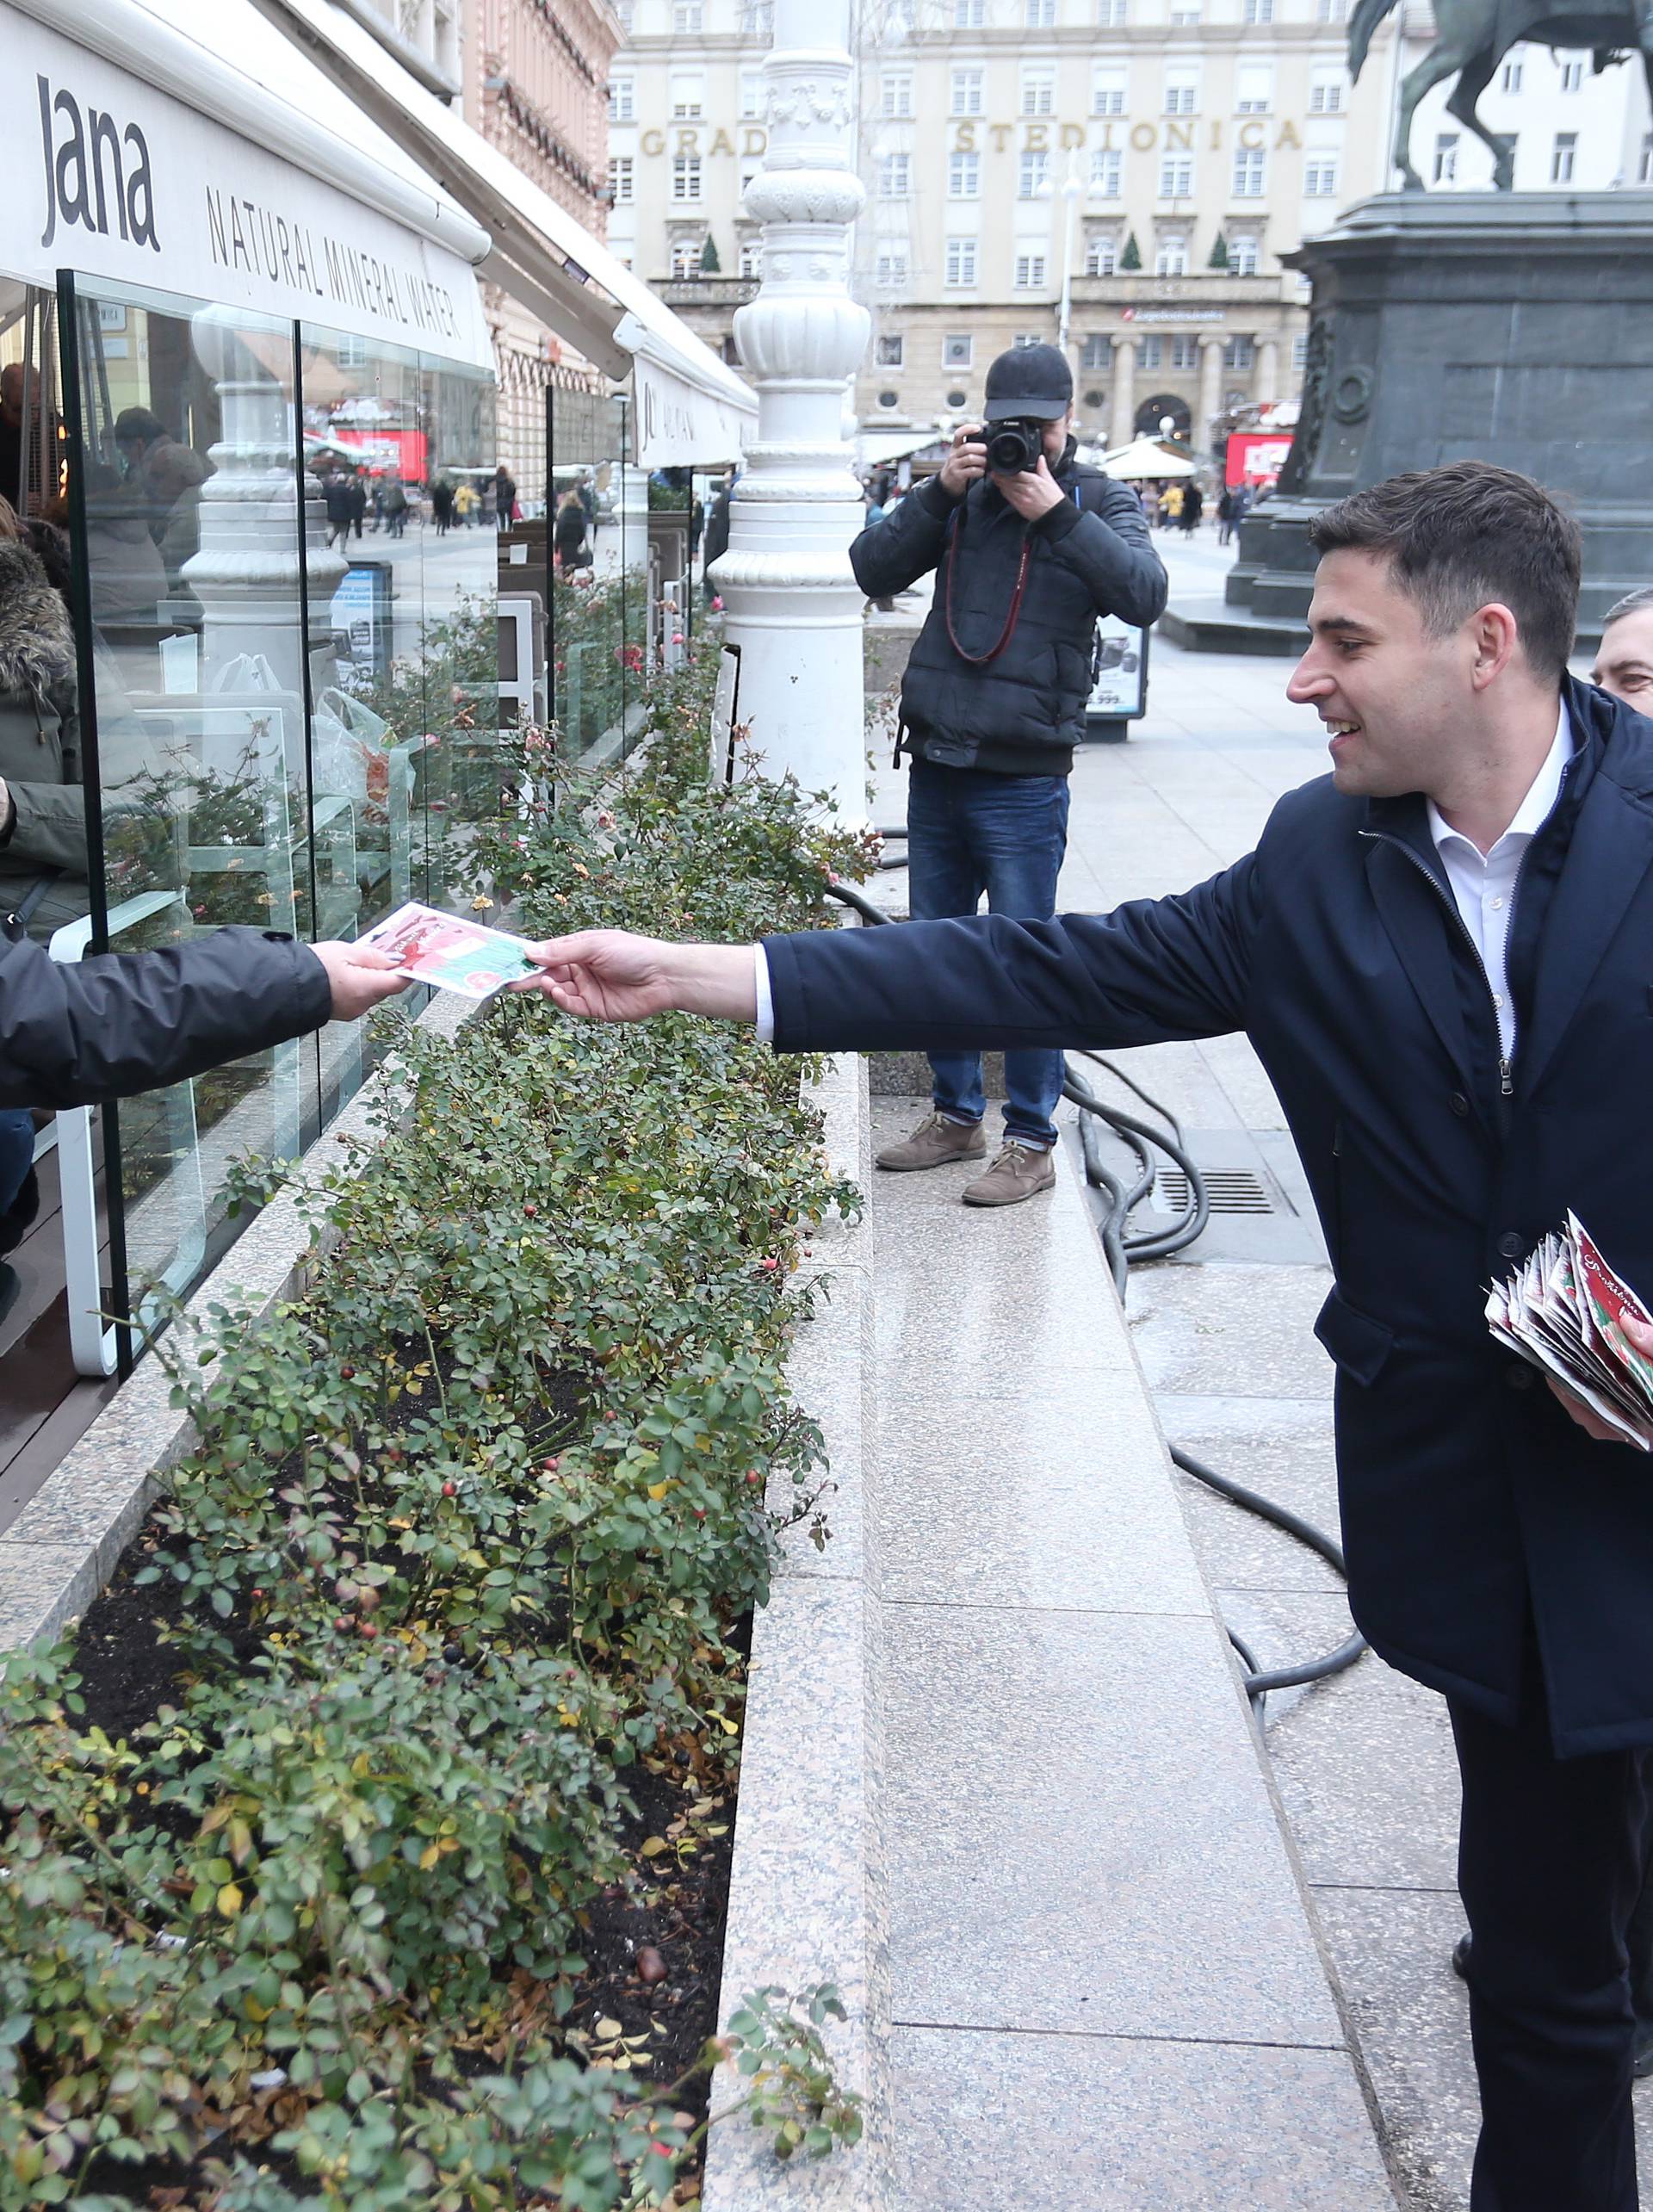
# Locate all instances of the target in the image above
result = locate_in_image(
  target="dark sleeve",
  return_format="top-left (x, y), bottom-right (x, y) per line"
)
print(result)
top-left (763, 855), bottom-right (1260, 1056)
top-left (848, 475), bottom-right (956, 598)
top-left (1030, 478), bottom-right (1168, 629)
top-left (0, 926), bottom-right (332, 1109)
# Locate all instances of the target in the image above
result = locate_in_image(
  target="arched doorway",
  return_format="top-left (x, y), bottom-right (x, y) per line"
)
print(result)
top-left (1135, 393), bottom-right (1191, 441)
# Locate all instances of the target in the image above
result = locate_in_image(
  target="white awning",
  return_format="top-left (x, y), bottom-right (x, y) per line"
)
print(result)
top-left (855, 429), bottom-right (945, 472)
top-left (257, 0), bottom-right (758, 465)
top-left (8, 0), bottom-right (495, 368)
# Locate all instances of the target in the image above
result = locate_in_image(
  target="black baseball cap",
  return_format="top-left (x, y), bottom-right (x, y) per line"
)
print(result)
top-left (983, 343), bottom-right (1074, 423)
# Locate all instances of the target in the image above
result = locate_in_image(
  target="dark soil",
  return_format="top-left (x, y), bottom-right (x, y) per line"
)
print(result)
top-left (46, 1353), bottom-right (744, 2207)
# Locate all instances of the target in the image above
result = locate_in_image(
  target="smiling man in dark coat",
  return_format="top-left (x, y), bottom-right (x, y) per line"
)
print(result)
top-left (519, 461), bottom-right (1653, 2211)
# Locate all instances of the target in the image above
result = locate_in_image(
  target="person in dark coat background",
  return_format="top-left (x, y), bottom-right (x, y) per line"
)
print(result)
top-left (516, 461), bottom-right (1653, 2212)
top-left (848, 343), bottom-right (1166, 1206)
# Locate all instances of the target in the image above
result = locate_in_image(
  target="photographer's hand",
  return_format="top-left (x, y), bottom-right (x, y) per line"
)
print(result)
top-left (994, 455), bottom-right (1067, 523)
top-left (938, 424), bottom-right (990, 499)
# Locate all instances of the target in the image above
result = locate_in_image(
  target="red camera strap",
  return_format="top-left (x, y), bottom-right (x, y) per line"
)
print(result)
top-left (942, 502), bottom-right (1032, 668)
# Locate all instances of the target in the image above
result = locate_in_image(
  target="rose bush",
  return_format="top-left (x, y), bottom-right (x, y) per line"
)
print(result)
top-left (0, 651), bottom-right (872, 2208)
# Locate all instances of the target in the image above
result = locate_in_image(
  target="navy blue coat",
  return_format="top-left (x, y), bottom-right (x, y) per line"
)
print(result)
top-left (765, 678), bottom-right (1653, 1754)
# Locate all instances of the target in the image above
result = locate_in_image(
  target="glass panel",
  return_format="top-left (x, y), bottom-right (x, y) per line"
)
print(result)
top-left (59, 276), bottom-right (322, 1325)
top-left (547, 384), bottom-right (647, 759)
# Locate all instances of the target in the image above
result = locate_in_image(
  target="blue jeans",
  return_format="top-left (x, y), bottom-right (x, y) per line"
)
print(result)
top-left (906, 757), bottom-right (1071, 1149)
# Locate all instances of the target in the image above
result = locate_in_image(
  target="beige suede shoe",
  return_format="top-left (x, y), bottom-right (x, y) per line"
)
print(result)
top-left (961, 1140), bottom-right (1057, 1207)
top-left (875, 1110), bottom-right (988, 1172)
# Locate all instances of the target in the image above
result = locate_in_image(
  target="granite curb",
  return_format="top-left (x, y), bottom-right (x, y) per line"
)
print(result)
top-left (0, 989), bottom-right (474, 1652)
top-left (702, 1051), bottom-right (893, 2210)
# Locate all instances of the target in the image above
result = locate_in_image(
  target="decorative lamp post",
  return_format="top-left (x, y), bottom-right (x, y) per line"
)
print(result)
top-left (709, 0), bottom-right (870, 822)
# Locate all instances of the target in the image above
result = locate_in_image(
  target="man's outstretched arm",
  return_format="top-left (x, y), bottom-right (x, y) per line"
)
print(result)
top-left (518, 852), bottom-right (1260, 1051)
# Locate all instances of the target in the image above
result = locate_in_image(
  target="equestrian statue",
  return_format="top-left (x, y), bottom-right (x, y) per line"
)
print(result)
top-left (1349, 1), bottom-right (1653, 190)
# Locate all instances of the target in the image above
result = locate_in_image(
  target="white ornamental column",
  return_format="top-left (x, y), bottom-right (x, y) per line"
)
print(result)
top-left (711, 0), bottom-right (870, 821)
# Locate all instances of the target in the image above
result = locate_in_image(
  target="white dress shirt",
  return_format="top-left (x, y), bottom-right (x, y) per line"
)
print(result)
top-left (1425, 705), bottom-right (1575, 1061)
top-left (753, 707), bottom-right (1577, 1056)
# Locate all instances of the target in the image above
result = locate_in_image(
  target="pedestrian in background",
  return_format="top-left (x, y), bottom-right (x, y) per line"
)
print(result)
top-left (1159, 480), bottom-right (1184, 530)
top-left (1180, 480), bottom-right (1204, 536)
top-left (845, 342), bottom-right (1167, 1205)
top-left (430, 477), bottom-right (455, 536)
top-left (554, 488), bottom-right (591, 573)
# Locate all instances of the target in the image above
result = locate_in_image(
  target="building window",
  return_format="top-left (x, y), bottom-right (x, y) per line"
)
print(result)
top-left (740, 0), bottom-right (773, 30)
top-left (876, 334), bottom-right (905, 367)
top-left (1641, 132), bottom-right (1653, 183)
top-left (740, 161), bottom-right (761, 195)
top-left (1559, 55), bottom-right (1585, 92)
top-left (1164, 69), bottom-right (1198, 115)
top-left (610, 77), bottom-right (635, 122)
top-left (1169, 336), bottom-right (1198, 369)
top-left (951, 68), bottom-right (984, 115)
top-left (1019, 148), bottom-right (1050, 197)
top-left (1228, 234), bottom-right (1260, 275)
top-left (1015, 253), bottom-right (1049, 288)
top-left (944, 332), bottom-right (975, 368)
top-left (1138, 335), bottom-right (1163, 369)
top-left (1155, 235), bottom-right (1189, 276)
top-left (879, 152), bottom-right (911, 197)
top-left (1292, 332), bottom-right (1309, 371)
top-left (1012, 331), bottom-right (1043, 348)
top-left (949, 151), bottom-right (981, 199)
top-left (1223, 333), bottom-right (1255, 370)
top-left (1160, 155), bottom-right (1194, 197)
top-left (1093, 67), bottom-right (1126, 115)
top-left (945, 236), bottom-right (978, 285)
top-left (612, 0), bottom-right (633, 27)
top-left (1097, 0), bottom-right (1126, 21)
top-left (1551, 131), bottom-right (1577, 182)
top-left (1080, 332), bottom-right (1111, 369)
top-left (739, 240), bottom-right (762, 278)
top-left (1025, 0), bottom-right (1056, 22)
top-left (672, 156), bottom-right (703, 201)
top-left (672, 1), bottom-right (703, 28)
top-left (1022, 67), bottom-right (1056, 116)
top-left (1309, 72), bottom-right (1345, 115)
top-left (1170, 5), bottom-right (1199, 20)
top-left (740, 73), bottom-right (764, 119)
top-left (1433, 133), bottom-right (1458, 184)
top-left (1304, 158), bottom-right (1339, 197)
top-left (609, 157), bottom-right (634, 204)
top-left (882, 73), bottom-right (913, 117)
top-left (1243, 0), bottom-right (1272, 19)
top-left (1084, 235), bottom-right (1117, 276)
top-left (875, 251), bottom-right (910, 287)
top-left (1501, 59), bottom-right (1523, 93)
top-left (1235, 64), bottom-right (1272, 114)
top-left (1232, 147), bottom-right (1266, 197)
top-left (954, 0), bottom-right (985, 23)
top-left (877, 391), bottom-right (899, 408)
top-left (1091, 146), bottom-right (1123, 196)
top-left (1315, 0), bottom-right (1346, 16)
top-left (671, 74), bottom-right (704, 119)
top-left (670, 239), bottom-right (702, 278)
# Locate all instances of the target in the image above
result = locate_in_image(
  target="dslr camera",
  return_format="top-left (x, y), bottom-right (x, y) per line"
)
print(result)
top-left (976, 418), bottom-right (1046, 475)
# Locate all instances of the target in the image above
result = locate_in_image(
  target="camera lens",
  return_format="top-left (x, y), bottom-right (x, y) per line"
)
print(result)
top-left (985, 421), bottom-right (1042, 474)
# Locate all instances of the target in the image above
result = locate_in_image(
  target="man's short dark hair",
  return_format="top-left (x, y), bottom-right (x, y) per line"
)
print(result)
top-left (1308, 462), bottom-right (1581, 684)
top-left (114, 406), bottom-right (165, 448)
top-left (1603, 587), bottom-right (1653, 630)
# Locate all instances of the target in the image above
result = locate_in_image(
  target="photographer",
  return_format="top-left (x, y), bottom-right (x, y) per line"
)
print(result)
top-left (848, 344), bottom-right (1167, 1205)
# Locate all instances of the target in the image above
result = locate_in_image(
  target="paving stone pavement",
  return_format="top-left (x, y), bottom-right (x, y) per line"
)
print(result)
top-left (867, 579), bottom-right (1653, 2209)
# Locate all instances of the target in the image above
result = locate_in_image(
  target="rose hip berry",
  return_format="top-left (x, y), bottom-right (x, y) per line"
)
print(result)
top-left (442, 1482), bottom-right (457, 1498)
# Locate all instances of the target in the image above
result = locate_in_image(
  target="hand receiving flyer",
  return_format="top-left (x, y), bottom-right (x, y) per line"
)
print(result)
top-left (356, 902), bottom-right (537, 1001)
top-left (1487, 1213), bottom-right (1653, 1450)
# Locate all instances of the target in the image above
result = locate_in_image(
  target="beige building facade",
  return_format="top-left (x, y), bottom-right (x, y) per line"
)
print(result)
top-left (607, 1), bottom-right (1653, 455)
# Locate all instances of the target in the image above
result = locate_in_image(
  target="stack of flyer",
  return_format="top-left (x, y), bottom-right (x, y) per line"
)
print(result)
top-left (1487, 1212), bottom-right (1653, 1449)
top-left (357, 902), bottom-right (538, 1001)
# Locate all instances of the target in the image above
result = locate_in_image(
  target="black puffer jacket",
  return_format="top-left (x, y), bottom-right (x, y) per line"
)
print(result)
top-left (849, 443), bottom-right (1167, 774)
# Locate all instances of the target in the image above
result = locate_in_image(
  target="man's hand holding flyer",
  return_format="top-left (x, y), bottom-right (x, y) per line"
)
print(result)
top-left (1487, 1213), bottom-right (1653, 1450)
top-left (356, 902), bottom-right (537, 1002)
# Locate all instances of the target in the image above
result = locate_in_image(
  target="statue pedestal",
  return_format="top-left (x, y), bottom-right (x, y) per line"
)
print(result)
top-left (1167, 192), bottom-right (1653, 654)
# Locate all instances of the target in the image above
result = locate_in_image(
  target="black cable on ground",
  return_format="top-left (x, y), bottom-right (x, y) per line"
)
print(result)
top-left (822, 875), bottom-right (1368, 1720)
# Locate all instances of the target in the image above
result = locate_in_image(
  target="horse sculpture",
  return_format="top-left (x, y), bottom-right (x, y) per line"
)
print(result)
top-left (1349, 0), bottom-right (1653, 190)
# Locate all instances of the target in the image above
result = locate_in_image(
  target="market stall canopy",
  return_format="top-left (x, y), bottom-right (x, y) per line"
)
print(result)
top-left (855, 428), bottom-right (944, 473)
top-left (1094, 437), bottom-right (1198, 481)
top-left (255, 0), bottom-right (758, 467)
top-left (9, 0), bottom-right (494, 369)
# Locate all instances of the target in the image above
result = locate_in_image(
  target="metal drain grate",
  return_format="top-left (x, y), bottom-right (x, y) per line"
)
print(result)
top-left (1153, 1168), bottom-right (1276, 1216)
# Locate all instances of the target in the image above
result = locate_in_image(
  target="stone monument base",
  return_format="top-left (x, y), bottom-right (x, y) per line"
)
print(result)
top-left (1169, 191), bottom-right (1653, 654)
